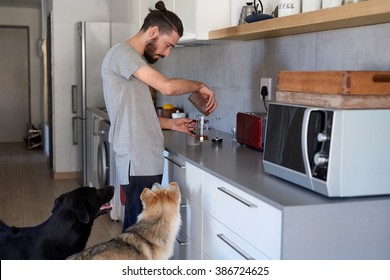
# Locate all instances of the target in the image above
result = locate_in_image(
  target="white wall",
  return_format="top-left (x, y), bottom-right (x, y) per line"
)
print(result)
top-left (0, 5), bottom-right (42, 128)
top-left (50, 0), bottom-right (110, 173)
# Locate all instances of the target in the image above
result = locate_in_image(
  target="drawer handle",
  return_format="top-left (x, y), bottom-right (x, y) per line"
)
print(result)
top-left (180, 203), bottom-right (189, 208)
top-left (164, 156), bottom-right (186, 168)
top-left (176, 237), bottom-right (190, 246)
top-left (217, 187), bottom-right (257, 208)
top-left (217, 234), bottom-right (255, 260)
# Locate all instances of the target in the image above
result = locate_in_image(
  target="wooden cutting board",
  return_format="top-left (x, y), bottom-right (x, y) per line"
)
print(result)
top-left (278, 71), bottom-right (390, 95)
top-left (276, 71), bottom-right (390, 108)
top-left (276, 91), bottom-right (390, 109)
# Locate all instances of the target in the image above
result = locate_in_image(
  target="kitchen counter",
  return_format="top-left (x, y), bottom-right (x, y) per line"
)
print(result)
top-left (164, 129), bottom-right (390, 259)
top-left (163, 129), bottom-right (390, 209)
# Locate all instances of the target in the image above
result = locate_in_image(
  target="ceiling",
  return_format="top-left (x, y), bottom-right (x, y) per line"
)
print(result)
top-left (0, 0), bottom-right (41, 8)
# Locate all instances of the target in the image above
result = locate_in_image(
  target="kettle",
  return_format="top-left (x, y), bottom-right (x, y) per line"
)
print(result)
top-left (238, 1), bottom-right (264, 25)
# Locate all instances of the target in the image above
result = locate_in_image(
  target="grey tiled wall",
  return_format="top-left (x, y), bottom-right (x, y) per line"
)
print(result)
top-left (155, 23), bottom-right (390, 133)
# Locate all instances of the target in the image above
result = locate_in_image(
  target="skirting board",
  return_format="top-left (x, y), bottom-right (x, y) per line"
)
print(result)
top-left (52, 171), bottom-right (81, 180)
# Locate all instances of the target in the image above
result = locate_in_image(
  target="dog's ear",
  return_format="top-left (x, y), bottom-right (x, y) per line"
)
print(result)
top-left (72, 200), bottom-right (91, 224)
top-left (140, 188), bottom-right (154, 206)
top-left (167, 182), bottom-right (180, 201)
top-left (51, 194), bottom-right (64, 214)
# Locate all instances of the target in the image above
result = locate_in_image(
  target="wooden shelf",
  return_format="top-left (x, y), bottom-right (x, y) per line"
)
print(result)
top-left (209, 0), bottom-right (390, 41)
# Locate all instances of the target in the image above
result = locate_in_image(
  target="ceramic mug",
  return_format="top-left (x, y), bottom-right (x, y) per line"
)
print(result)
top-left (277, 0), bottom-right (301, 17)
top-left (302, 0), bottom-right (322, 12)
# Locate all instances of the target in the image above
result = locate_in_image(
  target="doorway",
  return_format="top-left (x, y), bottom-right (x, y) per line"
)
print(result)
top-left (0, 26), bottom-right (30, 142)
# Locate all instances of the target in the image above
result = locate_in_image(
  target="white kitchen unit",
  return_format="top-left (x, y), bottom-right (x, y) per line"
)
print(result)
top-left (86, 108), bottom-right (106, 188)
top-left (165, 150), bottom-right (281, 260)
top-left (202, 172), bottom-right (282, 260)
top-left (164, 152), bottom-right (203, 260)
top-left (114, 0), bottom-right (230, 43)
top-left (203, 212), bottom-right (269, 260)
top-left (163, 129), bottom-right (390, 260)
top-left (122, 0), bottom-right (174, 37)
top-left (174, 0), bottom-right (231, 43)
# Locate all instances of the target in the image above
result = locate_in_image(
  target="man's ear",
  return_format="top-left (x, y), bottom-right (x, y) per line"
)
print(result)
top-left (149, 26), bottom-right (160, 39)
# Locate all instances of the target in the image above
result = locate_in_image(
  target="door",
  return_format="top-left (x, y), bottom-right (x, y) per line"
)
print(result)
top-left (0, 26), bottom-right (30, 142)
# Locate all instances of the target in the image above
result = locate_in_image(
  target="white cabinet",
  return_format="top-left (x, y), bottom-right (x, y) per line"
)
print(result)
top-left (165, 153), bottom-right (203, 259)
top-left (118, 0), bottom-right (231, 42)
top-left (174, 0), bottom-right (231, 43)
top-left (202, 173), bottom-right (282, 259)
top-left (86, 109), bottom-right (104, 188)
top-left (166, 152), bottom-right (282, 260)
top-left (123, 0), bottom-right (174, 37)
top-left (203, 213), bottom-right (268, 260)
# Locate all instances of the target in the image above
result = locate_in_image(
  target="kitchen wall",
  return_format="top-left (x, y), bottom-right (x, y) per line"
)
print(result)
top-left (154, 23), bottom-right (390, 133)
top-left (49, 0), bottom-right (110, 174)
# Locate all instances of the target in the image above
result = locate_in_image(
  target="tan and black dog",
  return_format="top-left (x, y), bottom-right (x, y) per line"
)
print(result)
top-left (0, 186), bottom-right (114, 260)
top-left (67, 182), bottom-right (181, 260)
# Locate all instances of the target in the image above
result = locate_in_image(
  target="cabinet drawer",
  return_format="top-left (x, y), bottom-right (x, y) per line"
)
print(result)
top-left (203, 173), bottom-right (282, 259)
top-left (173, 231), bottom-right (202, 260)
top-left (166, 155), bottom-right (203, 206)
top-left (180, 195), bottom-right (202, 248)
top-left (203, 213), bottom-right (268, 260)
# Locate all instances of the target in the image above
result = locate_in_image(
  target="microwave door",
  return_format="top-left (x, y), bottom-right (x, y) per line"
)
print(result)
top-left (301, 108), bottom-right (318, 190)
top-left (263, 104), bottom-right (310, 189)
top-left (302, 109), bottom-right (332, 194)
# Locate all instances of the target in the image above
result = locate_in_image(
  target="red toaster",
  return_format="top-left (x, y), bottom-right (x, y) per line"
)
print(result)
top-left (236, 112), bottom-right (266, 151)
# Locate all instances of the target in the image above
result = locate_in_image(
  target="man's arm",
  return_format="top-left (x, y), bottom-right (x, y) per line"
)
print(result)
top-left (134, 65), bottom-right (217, 114)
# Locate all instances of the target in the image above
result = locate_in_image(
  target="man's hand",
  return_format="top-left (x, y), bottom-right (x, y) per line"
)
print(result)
top-left (198, 84), bottom-right (217, 114)
top-left (159, 117), bottom-right (195, 135)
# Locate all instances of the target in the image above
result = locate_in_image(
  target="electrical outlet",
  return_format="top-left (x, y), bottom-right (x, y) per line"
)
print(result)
top-left (260, 78), bottom-right (272, 101)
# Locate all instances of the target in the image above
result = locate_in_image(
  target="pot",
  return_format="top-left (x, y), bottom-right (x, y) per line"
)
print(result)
top-left (238, 2), bottom-right (256, 25)
top-left (238, 1), bottom-right (266, 25)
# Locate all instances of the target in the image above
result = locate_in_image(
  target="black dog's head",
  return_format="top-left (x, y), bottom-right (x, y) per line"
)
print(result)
top-left (51, 186), bottom-right (114, 224)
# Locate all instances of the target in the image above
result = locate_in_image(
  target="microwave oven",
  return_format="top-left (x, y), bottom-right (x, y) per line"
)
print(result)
top-left (263, 102), bottom-right (390, 197)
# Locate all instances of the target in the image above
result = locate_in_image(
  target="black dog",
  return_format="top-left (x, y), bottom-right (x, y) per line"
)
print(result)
top-left (0, 186), bottom-right (114, 260)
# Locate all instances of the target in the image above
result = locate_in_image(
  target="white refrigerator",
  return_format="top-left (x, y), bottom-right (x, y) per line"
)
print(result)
top-left (73, 21), bottom-right (111, 186)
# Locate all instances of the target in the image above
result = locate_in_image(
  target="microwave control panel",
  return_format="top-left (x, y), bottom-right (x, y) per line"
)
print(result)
top-left (308, 110), bottom-right (333, 181)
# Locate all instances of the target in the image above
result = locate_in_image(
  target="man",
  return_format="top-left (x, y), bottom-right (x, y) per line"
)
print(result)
top-left (101, 1), bottom-right (217, 231)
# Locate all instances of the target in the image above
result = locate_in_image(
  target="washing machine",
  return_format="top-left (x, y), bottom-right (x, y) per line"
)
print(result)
top-left (97, 119), bottom-right (124, 221)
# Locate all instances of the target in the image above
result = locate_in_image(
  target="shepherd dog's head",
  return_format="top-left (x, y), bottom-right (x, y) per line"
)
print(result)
top-left (138, 182), bottom-right (181, 226)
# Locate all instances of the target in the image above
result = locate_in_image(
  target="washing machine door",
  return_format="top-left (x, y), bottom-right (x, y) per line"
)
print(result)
top-left (97, 141), bottom-right (109, 188)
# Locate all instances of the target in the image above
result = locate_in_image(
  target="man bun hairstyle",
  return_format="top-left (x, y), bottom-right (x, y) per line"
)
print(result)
top-left (141, 1), bottom-right (183, 37)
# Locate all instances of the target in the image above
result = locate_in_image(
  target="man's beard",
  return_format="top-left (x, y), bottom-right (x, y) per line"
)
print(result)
top-left (144, 37), bottom-right (163, 64)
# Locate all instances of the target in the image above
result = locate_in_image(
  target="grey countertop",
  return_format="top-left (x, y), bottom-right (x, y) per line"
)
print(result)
top-left (163, 129), bottom-right (390, 210)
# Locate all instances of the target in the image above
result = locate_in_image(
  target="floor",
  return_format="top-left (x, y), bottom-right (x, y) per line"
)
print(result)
top-left (0, 142), bottom-right (122, 248)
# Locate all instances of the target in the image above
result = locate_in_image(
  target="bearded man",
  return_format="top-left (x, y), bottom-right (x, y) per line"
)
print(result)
top-left (102, 1), bottom-right (217, 231)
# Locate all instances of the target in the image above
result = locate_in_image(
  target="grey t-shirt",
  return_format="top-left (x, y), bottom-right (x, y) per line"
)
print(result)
top-left (101, 42), bottom-right (164, 184)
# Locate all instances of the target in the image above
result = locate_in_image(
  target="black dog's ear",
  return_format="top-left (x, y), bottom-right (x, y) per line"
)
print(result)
top-left (51, 194), bottom-right (64, 214)
top-left (72, 200), bottom-right (91, 224)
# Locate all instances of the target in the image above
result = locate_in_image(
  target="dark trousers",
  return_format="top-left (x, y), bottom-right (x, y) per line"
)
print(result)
top-left (121, 174), bottom-right (163, 232)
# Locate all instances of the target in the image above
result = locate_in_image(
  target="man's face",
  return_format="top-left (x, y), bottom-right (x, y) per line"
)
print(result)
top-left (144, 30), bottom-right (180, 64)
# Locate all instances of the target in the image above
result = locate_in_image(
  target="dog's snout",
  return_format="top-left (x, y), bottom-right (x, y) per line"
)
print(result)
top-left (98, 186), bottom-right (115, 202)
